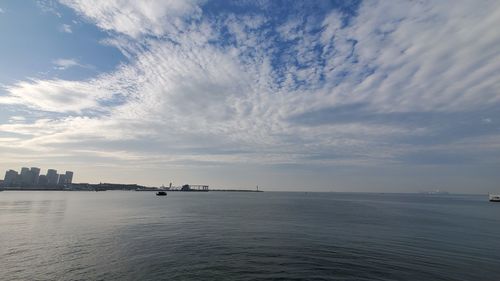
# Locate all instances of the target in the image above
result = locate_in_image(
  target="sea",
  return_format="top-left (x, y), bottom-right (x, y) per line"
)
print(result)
top-left (0, 191), bottom-right (499, 281)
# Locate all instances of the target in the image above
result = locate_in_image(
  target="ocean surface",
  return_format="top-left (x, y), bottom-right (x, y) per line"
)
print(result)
top-left (0, 191), bottom-right (499, 281)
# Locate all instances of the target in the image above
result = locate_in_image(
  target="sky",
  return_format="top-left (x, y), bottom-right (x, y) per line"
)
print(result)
top-left (0, 0), bottom-right (499, 193)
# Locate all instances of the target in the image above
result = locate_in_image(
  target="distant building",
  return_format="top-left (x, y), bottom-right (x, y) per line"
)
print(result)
top-left (30, 167), bottom-right (40, 185)
top-left (46, 169), bottom-right (58, 185)
top-left (2, 167), bottom-right (75, 188)
top-left (58, 174), bottom-right (67, 185)
top-left (20, 167), bottom-right (31, 185)
top-left (38, 175), bottom-right (48, 185)
top-left (4, 170), bottom-right (19, 186)
top-left (65, 171), bottom-right (73, 184)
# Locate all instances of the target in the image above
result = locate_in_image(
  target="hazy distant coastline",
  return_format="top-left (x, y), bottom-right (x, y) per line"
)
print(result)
top-left (2, 183), bottom-right (262, 192)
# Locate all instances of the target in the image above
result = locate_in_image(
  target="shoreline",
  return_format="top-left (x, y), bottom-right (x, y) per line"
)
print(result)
top-left (1, 188), bottom-right (263, 192)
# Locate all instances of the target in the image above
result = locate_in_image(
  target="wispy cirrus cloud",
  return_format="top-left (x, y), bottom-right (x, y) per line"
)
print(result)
top-left (53, 58), bottom-right (78, 69)
top-left (58, 23), bottom-right (72, 33)
top-left (1, 78), bottom-right (111, 113)
top-left (52, 58), bottom-right (88, 70)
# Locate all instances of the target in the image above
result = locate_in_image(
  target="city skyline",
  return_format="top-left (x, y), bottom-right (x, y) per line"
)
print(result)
top-left (0, 1), bottom-right (499, 193)
top-left (3, 166), bottom-right (73, 187)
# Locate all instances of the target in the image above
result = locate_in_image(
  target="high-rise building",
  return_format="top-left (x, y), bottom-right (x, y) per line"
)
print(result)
top-left (38, 175), bottom-right (48, 185)
top-left (46, 169), bottom-right (58, 185)
top-left (20, 167), bottom-right (31, 185)
top-left (4, 170), bottom-right (19, 186)
top-left (30, 167), bottom-right (40, 185)
top-left (58, 174), bottom-right (67, 185)
top-left (65, 171), bottom-right (73, 184)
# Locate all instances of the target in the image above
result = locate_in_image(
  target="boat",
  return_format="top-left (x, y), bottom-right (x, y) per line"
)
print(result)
top-left (156, 191), bottom-right (167, 196)
top-left (489, 194), bottom-right (500, 202)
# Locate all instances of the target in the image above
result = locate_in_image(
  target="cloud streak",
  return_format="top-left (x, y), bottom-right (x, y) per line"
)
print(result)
top-left (59, 23), bottom-right (72, 33)
top-left (52, 58), bottom-right (90, 70)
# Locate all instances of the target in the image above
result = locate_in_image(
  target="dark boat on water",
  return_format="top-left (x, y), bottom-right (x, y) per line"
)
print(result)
top-left (156, 191), bottom-right (167, 196)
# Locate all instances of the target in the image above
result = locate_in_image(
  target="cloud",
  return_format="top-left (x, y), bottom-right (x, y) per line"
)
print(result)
top-left (52, 58), bottom-right (79, 69)
top-left (36, 0), bottom-right (62, 17)
top-left (59, 23), bottom-right (72, 33)
top-left (348, 1), bottom-right (500, 112)
top-left (52, 58), bottom-right (92, 70)
top-left (8, 116), bottom-right (26, 123)
top-left (0, 8), bottom-right (4, 14)
top-left (1, 0), bottom-right (500, 174)
top-left (60, 0), bottom-right (203, 38)
top-left (0, 78), bottom-right (111, 113)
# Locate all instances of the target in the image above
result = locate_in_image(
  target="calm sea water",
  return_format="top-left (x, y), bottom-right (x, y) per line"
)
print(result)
top-left (0, 191), bottom-right (499, 281)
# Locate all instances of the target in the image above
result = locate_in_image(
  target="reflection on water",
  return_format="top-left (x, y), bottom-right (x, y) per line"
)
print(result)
top-left (0, 198), bottom-right (66, 213)
top-left (1, 191), bottom-right (499, 281)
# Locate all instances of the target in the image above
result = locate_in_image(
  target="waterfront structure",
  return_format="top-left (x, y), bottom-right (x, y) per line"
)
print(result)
top-left (16, 167), bottom-right (42, 186)
top-left (46, 169), bottom-right (58, 185)
top-left (56, 171), bottom-right (73, 185)
top-left (20, 167), bottom-right (31, 185)
top-left (65, 171), bottom-right (73, 184)
top-left (2, 167), bottom-right (75, 188)
top-left (58, 174), bottom-right (67, 185)
top-left (180, 184), bottom-right (209, 191)
top-left (38, 175), bottom-right (48, 185)
top-left (30, 167), bottom-right (40, 185)
top-left (4, 170), bottom-right (19, 186)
